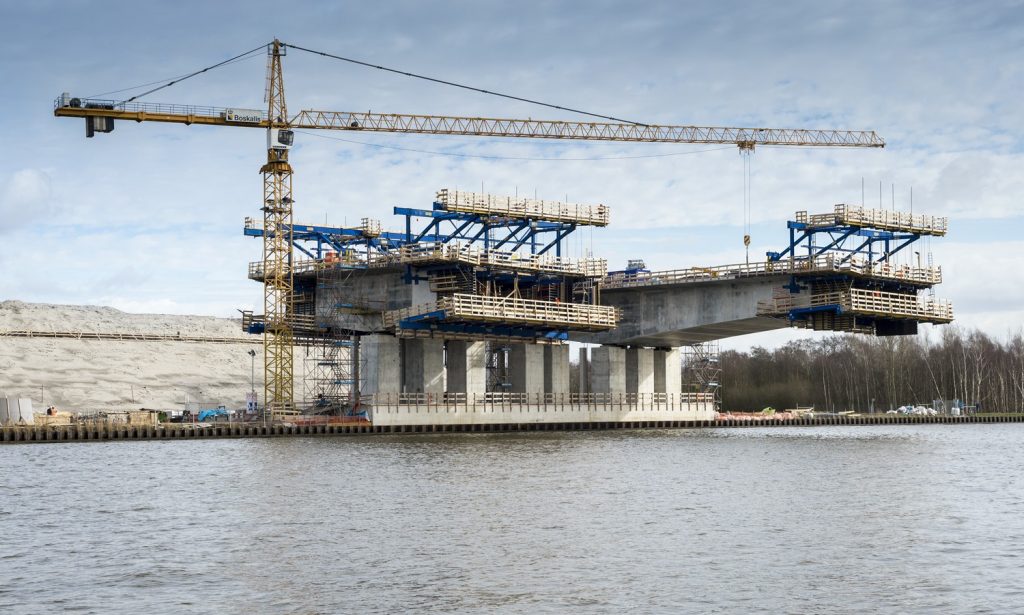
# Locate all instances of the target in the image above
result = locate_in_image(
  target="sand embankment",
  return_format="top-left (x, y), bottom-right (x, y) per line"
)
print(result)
top-left (0, 300), bottom-right (273, 412)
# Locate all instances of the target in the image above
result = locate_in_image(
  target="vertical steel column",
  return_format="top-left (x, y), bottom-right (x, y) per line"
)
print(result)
top-left (261, 40), bottom-right (295, 420)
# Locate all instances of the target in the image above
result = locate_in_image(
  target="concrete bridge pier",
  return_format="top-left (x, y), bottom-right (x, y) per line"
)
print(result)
top-left (509, 343), bottom-right (545, 394)
top-left (653, 348), bottom-right (681, 394)
top-left (626, 348), bottom-right (655, 394)
top-left (544, 344), bottom-right (570, 394)
top-left (361, 334), bottom-right (401, 395)
top-left (402, 339), bottom-right (446, 394)
top-left (447, 340), bottom-right (487, 395)
top-left (578, 347), bottom-right (590, 394)
top-left (590, 346), bottom-right (626, 393)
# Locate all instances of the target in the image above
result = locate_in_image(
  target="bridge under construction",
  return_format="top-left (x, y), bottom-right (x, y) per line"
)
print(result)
top-left (49, 39), bottom-right (952, 427)
top-left (241, 190), bottom-right (951, 427)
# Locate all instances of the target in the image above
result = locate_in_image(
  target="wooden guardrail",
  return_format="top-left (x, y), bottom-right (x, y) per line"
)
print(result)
top-left (248, 253), bottom-right (400, 280)
top-left (400, 242), bottom-right (607, 277)
top-left (757, 288), bottom-right (953, 322)
top-left (603, 255), bottom-right (941, 289)
top-left (384, 293), bottom-right (619, 331)
top-left (436, 188), bottom-right (610, 226)
top-left (796, 204), bottom-right (948, 236)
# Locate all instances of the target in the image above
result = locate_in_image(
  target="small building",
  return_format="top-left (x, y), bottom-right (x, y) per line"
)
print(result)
top-left (127, 409), bottom-right (160, 426)
top-left (0, 398), bottom-right (35, 426)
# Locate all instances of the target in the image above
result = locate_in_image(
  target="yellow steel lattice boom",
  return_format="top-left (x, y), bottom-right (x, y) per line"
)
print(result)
top-left (54, 99), bottom-right (885, 148)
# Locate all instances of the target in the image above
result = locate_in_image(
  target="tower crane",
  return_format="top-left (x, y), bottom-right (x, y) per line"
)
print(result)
top-left (53, 39), bottom-right (885, 419)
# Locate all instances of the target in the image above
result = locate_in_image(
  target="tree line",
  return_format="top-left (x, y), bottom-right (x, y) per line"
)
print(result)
top-left (719, 327), bottom-right (1024, 413)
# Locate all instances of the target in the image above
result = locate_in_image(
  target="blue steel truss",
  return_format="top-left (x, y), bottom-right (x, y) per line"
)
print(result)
top-left (244, 193), bottom-right (584, 263)
top-left (767, 218), bottom-right (922, 265)
top-left (766, 214), bottom-right (928, 294)
top-left (396, 200), bottom-right (577, 257)
top-left (244, 222), bottom-right (413, 260)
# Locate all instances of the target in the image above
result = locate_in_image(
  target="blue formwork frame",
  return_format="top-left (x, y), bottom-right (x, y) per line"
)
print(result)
top-left (767, 219), bottom-right (923, 266)
top-left (395, 204), bottom-right (577, 257)
top-left (244, 223), bottom-right (411, 260)
top-left (766, 217), bottom-right (926, 294)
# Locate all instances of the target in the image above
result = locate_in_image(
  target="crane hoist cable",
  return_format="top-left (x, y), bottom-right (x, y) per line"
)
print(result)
top-left (742, 148), bottom-right (753, 264)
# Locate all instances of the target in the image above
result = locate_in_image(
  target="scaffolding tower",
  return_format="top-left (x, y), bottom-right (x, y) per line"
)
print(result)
top-left (682, 342), bottom-right (721, 411)
top-left (304, 261), bottom-right (359, 413)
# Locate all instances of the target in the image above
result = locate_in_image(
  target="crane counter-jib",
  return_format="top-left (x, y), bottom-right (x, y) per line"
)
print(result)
top-left (53, 97), bottom-right (885, 147)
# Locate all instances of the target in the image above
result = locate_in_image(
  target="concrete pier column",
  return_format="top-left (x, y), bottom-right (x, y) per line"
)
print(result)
top-left (590, 346), bottom-right (626, 394)
top-left (360, 334), bottom-right (401, 396)
top-left (578, 347), bottom-right (590, 394)
top-left (544, 344), bottom-right (570, 394)
top-left (653, 348), bottom-right (682, 394)
top-left (625, 348), bottom-right (655, 394)
top-left (447, 340), bottom-right (488, 396)
top-left (402, 338), bottom-right (446, 394)
top-left (508, 343), bottom-right (545, 394)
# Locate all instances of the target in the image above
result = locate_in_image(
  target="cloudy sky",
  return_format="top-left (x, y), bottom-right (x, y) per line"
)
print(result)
top-left (1, 0), bottom-right (1022, 349)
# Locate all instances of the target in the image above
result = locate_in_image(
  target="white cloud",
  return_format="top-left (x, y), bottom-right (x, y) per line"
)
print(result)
top-left (2, 0), bottom-right (1022, 344)
top-left (0, 169), bottom-right (55, 233)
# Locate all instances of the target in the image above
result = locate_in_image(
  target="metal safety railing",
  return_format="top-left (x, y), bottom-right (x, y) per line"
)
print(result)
top-left (603, 254), bottom-right (942, 289)
top-left (55, 96), bottom-right (248, 121)
top-left (366, 391), bottom-right (716, 408)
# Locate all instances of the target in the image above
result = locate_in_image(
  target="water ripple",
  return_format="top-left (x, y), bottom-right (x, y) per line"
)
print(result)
top-left (1, 425), bottom-right (1022, 613)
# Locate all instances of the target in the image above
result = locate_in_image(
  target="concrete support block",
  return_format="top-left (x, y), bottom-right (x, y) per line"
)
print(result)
top-left (543, 344), bottom-right (570, 394)
top-left (590, 346), bottom-right (626, 394)
top-left (578, 347), bottom-right (590, 394)
top-left (653, 348), bottom-right (682, 394)
top-left (509, 343), bottom-right (544, 394)
top-left (626, 348), bottom-right (655, 394)
top-left (446, 341), bottom-right (488, 395)
top-left (360, 334), bottom-right (401, 396)
top-left (402, 338), bottom-right (446, 394)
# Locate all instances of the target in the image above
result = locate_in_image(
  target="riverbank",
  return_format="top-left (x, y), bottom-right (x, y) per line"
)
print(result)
top-left (3, 412), bottom-right (1023, 444)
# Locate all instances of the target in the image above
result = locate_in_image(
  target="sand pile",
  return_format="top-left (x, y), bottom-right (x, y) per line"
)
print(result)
top-left (0, 301), bottom-right (292, 412)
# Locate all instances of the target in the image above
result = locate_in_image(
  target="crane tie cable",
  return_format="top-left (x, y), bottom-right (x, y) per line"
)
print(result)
top-left (117, 43), bottom-right (270, 106)
top-left (283, 42), bottom-right (649, 127)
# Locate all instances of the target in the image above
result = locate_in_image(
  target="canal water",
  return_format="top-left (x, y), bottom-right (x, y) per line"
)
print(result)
top-left (2, 424), bottom-right (1022, 614)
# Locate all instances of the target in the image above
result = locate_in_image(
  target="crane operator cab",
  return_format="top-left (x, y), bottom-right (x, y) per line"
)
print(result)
top-left (268, 127), bottom-right (294, 150)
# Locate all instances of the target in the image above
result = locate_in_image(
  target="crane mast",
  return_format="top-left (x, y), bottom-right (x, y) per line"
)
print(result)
top-left (52, 39), bottom-right (886, 417)
top-left (261, 41), bottom-right (296, 419)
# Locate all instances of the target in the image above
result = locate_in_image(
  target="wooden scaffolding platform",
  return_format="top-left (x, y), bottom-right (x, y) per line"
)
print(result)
top-left (399, 242), bottom-right (607, 277)
top-left (384, 293), bottom-right (620, 332)
top-left (436, 188), bottom-right (610, 226)
top-left (797, 204), bottom-right (948, 236)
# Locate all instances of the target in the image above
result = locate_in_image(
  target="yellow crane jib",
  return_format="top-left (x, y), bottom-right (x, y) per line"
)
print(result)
top-left (54, 96), bottom-right (885, 149)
